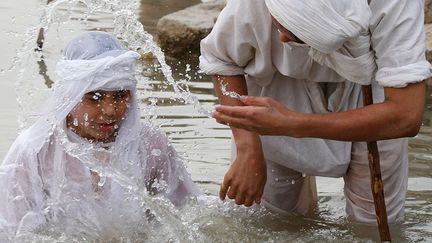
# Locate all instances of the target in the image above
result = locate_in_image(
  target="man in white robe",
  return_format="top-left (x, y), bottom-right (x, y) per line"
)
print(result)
top-left (200, 0), bottom-right (431, 223)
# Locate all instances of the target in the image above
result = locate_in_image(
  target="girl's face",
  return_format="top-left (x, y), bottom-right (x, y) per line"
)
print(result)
top-left (66, 89), bottom-right (131, 143)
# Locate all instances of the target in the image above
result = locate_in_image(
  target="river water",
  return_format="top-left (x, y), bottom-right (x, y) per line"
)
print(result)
top-left (0, 0), bottom-right (431, 242)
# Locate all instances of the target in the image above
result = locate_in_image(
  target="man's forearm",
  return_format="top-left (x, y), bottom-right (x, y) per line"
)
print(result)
top-left (292, 82), bottom-right (425, 141)
top-left (213, 75), bottom-right (262, 149)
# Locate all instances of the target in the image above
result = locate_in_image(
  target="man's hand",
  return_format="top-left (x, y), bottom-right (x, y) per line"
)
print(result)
top-left (213, 82), bottom-right (426, 142)
top-left (213, 96), bottom-right (299, 136)
top-left (220, 144), bottom-right (267, 206)
top-left (211, 75), bottom-right (268, 207)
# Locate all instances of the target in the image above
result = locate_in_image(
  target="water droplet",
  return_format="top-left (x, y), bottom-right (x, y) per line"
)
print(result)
top-left (220, 81), bottom-right (241, 99)
top-left (73, 118), bottom-right (78, 126)
top-left (151, 149), bottom-right (161, 156)
top-left (98, 176), bottom-right (106, 187)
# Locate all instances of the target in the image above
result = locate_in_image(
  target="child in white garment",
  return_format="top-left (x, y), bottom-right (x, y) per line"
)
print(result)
top-left (0, 31), bottom-right (200, 237)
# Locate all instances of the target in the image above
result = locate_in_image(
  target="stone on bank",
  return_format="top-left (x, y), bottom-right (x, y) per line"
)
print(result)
top-left (156, 1), bottom-right (225, 57)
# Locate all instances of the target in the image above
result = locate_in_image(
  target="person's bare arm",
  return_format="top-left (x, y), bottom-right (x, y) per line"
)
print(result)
top-left (213, 75), bottom-right (266, 207)
top-left (212, 82), bottom-right (425, 142)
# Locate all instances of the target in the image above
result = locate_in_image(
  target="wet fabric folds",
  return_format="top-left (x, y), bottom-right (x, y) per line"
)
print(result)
top-left (0, 32), bottom-right (200, 237)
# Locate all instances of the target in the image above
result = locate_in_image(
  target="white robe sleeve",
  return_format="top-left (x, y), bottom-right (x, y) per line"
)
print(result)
top-left (0, 142), bottom-right (46, 236)
top-left (370, 0), bottom-right (432, 87)
top-left (143, 126), bottom-right (201, 207)
top-left (199, 0), bottom-right (275, 81)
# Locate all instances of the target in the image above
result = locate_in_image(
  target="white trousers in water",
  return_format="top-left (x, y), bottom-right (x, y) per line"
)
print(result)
top-left (257, 139), bottom-right (408, 224)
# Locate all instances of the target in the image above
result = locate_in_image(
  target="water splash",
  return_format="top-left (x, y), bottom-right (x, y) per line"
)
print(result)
top-left (4, 0), bottom-right (430, 241)
top-left (14, 0), bottom-right (214, 130)
top-left (9, 0), bottom-right (213, 240)
top-left (220, 81), bottom-right (241, 100)
top-left (54, 125), bottom-right (206, 241)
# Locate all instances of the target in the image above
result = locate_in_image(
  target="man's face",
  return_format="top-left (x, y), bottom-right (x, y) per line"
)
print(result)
top-left (66, 90), bottom-right (131, 143)
top-left (271, 16), bottom-right (305, 44)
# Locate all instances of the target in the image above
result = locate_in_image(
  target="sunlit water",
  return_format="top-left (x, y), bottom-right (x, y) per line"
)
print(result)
top-left (0, 0), bottom-right (431, 242)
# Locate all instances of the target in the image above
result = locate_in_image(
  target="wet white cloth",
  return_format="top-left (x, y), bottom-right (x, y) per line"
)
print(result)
top-left (0, 32), bottom-right (200, 237)
top-left (265, 0), bottom-right (372, 54)
top-left (200, 0), bottom-right (431, 223)
top-left (265, 0), bottom-right (376, 85)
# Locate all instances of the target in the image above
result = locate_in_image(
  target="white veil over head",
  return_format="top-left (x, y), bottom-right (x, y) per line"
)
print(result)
top-left (63, 31), bottom-right (126, 60)
top-left (23, 31), bottom-right (141, 153)
top-left (265, 0), bottom-right (376, 85)
top-left (0, 31), bottom-right (200, 237)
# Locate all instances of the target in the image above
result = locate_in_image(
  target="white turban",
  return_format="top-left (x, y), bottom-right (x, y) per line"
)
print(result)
top-left (22, 31), bottom-right (141, 153)
top-left (265, 0), bottom-right (376, 85)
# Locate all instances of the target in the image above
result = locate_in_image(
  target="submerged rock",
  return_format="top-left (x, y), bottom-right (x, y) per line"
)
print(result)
top-left (426, 24), bottom-right (432, 63)
top-left (156, 1), bottom-right (225, 57)
top-left (426, 0), bottom-right (432, 65)
top-left (426, 24), bottom-right (432, 86)
top-left (426, 0), bottom-right (432, 24)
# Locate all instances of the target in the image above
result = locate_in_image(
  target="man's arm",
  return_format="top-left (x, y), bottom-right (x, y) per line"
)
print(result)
top-left (212, 81), bottom-right (425, 141)
top-left (300, 82), bottom-right (425, 141)
top-left (213, 75), bottom-right (266, 207)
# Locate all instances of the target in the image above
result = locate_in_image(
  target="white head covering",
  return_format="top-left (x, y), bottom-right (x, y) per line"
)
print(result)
top-left (14, 31), bottom-right (142, 158)
top-left (265, 0), bottom-right (376, 85)
top-left (0, 32), bottom-right (200, 236)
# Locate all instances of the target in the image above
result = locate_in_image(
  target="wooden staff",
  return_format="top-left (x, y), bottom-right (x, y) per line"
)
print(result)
top-left (362, 85), bottom-right (391, 242)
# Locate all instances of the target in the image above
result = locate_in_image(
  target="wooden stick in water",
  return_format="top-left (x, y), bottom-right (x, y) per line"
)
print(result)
top-left (362, 85), bottom-right (391, 242)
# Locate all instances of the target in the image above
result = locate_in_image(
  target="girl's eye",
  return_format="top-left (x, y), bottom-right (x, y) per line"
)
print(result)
top-left (115, 91), bottom-right (129, 100)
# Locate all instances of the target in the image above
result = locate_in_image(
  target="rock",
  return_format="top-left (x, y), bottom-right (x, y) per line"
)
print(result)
top-left (426, 0), bottom-right (432, 24)
top-left (156, 1), bottom-right (225, 57)
top-left (139, 0), bottom-right (201, 34)
top-left (426, 23), bottom-right (432, 86)
top-left (426, 24), bottom-right (432, 63)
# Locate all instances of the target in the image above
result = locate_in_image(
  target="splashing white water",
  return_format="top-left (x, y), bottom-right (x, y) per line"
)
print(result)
top-left (220, 81), bottom-right (241, 100)
top-left (8, 0), bottom-right (214, 241)
top-left (14, 0), bottom-right (214, 131)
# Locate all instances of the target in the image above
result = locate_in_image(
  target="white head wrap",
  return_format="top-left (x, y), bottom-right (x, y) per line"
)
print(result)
top-left (0, 32), bottom-right (200, 235)
top-left (25, 32), bottom-right (141, 152)
top-left (265, 0), bottom-right (376, 85)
